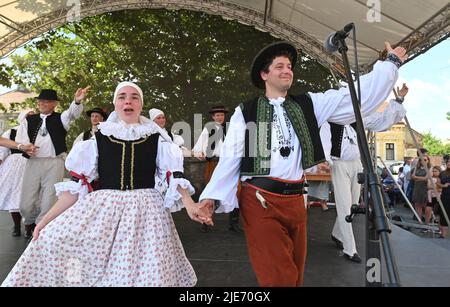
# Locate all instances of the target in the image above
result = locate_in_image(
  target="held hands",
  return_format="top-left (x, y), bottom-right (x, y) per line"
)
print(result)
top-left (20, 143), bottom-right (39, 156)
top-left (317, 162), bottom-right (331, 173)
top-left (192, 151), bottom-right (206, 161)
top-left (74, 86), bottom-right (91, 103)
top-left (384, 42), bottom-right (408, 63)
top-left (185, 199), bottom-right (214, 226)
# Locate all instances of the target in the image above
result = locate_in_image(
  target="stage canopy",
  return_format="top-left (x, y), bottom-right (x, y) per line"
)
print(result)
top-left (0, 0), bottom-right (449, 75)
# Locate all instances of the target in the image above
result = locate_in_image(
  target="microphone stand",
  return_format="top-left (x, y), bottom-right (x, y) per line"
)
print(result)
top-left (334, 36), bottom-right (401, 287)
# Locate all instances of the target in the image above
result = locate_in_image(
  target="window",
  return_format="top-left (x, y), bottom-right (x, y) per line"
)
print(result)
top-left (386, 143), bottom-right (395, 161)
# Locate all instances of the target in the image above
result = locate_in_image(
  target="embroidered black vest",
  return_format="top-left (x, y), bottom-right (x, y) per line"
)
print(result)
top-left (95, 131), bottom-right (159, 190)
top-left (329, 122), bottom-right (358, 158)
top-left (240, 94), bottom-right (325, 176)
top-left (23, 113), bottom-right (67, 158)
top-left (9, 129), bottom-right (21, 155)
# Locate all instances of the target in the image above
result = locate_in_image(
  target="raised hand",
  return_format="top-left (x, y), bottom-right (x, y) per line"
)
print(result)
top-left (397, 83), bottom-right (409, 97)
top-left (74, 86), bottom-right (91, 103)
top-left (385, 42), bottom-right (408, 63)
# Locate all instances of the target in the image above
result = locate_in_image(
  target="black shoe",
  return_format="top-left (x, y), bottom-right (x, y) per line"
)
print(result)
top-left (24, 223), bottom-right (35, 239)
top-left (200, 224), bottom-right (209, 233)
top-left (331, 235), bottom-right (343, 249)
top-left (12, 226), bottom-right (21, 237)
top-left (24, 230), bottom-right (32, 239)
top-left (228, 223), bottom-right (243, 233)
top-left (343, 253), bottom-right (362, 263)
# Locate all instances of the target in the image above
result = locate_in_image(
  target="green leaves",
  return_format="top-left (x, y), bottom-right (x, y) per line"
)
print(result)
top-left (423, 132), bottom-right (450, 156)
top-left (5, 9), bottom-right (333, 148)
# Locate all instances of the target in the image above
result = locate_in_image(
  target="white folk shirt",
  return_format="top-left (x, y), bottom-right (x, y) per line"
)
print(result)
top-left (200, 60), bottom-right (400, 213)
top-left (329, 99), bottom-right (406, 161)
top-left (192, 123), bottom-right (224, 158)
top-left (15, 101), bottom-right (83, 158)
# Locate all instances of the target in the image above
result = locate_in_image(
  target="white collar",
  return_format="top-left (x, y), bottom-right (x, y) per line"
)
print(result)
top-left (97, 115), bottom-right (172, 141)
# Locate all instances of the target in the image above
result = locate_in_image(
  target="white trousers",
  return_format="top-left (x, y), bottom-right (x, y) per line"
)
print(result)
top-left (19, 157), bottom-right (65, 225)
top-left (331, 159), bottom-right (362, 256)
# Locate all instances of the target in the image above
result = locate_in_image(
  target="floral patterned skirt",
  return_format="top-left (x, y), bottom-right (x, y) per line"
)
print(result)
top-left (0, 154), bottom-right (27, 212)
top-left (1, 189), bottom-right (197, 287)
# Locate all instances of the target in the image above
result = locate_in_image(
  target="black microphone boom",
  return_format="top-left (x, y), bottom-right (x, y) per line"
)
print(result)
top-left (324, 22), bottom-right (354, 53)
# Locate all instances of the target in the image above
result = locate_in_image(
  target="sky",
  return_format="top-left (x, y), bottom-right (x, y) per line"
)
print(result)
top-left (395, 39), bottom-right (450, 141)
top-left (1, 38), bottom-right (449, 141)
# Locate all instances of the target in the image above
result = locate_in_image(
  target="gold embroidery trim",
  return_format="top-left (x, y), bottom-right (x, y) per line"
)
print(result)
top-left (107, 136), bottom-right (149, 190)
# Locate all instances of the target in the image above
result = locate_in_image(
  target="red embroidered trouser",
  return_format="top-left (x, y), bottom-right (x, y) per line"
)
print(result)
top-left (239, 183), bottom-right (307, 287)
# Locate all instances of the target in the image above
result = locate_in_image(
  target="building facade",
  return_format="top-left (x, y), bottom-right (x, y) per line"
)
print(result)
top-left (374, 122), bottom-right (423, 164)
top-left (0, 88), bottom-right (36, 133)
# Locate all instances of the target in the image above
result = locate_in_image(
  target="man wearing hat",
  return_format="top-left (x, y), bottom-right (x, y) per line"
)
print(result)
top-left (192, 106), bottom-right (241, 233)
top-left (73, 107), bottom-right (108, 145)
top-left (15, 87), bottom-right (90, 239)
top-left (198, 41), bottom-right (407, 286)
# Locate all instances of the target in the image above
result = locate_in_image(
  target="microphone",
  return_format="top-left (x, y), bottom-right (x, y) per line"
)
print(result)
top-left (324, 23), bottom-right (354, 53)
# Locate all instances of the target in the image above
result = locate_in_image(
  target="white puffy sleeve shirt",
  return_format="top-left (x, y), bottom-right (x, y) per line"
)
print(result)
top-left (54, 121), bottom-right (194, 212)
top-left (200, 60), bottom-right (399, 213)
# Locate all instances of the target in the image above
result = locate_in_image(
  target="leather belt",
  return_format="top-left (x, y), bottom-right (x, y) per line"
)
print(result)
top-left (246, 177), bottom-right (305, 195)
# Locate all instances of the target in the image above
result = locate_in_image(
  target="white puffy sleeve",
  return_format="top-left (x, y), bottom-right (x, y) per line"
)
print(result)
top-left (363, 99), bottom-right (406, 132)
top-left (309, 60), bottom-right (398, 126)
top-left (199, 106), bottom-right (245, 213)
top-left (54, 137), bottom-right (99, 199)
top-left (157, 138), bottom-right (195, 212)
top-left (0, 130), bottom-right (11, 161)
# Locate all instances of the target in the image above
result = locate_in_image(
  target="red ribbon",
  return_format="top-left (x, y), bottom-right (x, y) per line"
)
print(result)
top-left (166, 171), bottom-right (172, 185)
top-left (69, 171), bottom-right (93, 193)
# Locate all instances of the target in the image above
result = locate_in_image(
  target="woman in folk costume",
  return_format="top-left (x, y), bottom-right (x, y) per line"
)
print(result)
top-left (149, 108), bottom-right (185, 146)
top-left (1, 81), bottom-right (211, 287)
top-left (0, 110), bottom-right (35, 236)
top-left (149, 108), bottom-right (186, 197)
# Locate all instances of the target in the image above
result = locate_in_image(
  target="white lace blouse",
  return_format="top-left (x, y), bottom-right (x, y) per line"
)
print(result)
top-left (54, 117), bottom-right (194, 212)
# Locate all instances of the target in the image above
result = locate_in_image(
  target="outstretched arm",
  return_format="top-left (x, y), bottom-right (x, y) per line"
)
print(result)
top-left (177, 186), bottom-right (213, 225)
top-left (61, 86), bottom-right (91, 130)
top-left (0, 136), bottom-right (37, 156)
top-left (310, 42), bottom-right (408, 126)
top-left (33, 191), bottom-right (78, 240)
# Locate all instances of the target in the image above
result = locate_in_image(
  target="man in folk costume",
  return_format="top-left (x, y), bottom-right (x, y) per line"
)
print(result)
top-left (73, 107), bottom-right (108, 145)
top-left (15, 87), bottom-right (90, 238)
top-left (198, 41), bottom-right (407, 286)
top-left (192, 106), bottom-right (241, 233)
top-left (326, 83), bottom-right (409, 263)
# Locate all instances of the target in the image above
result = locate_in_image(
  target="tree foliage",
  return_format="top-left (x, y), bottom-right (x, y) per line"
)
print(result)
top-left (422, 132), bottom-right (450, 156)
top-left (6, 9), bottom-right (335, 147)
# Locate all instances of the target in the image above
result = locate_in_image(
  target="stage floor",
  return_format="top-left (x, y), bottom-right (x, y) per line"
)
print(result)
top-left (1, 204), bottom-right (449, 287)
